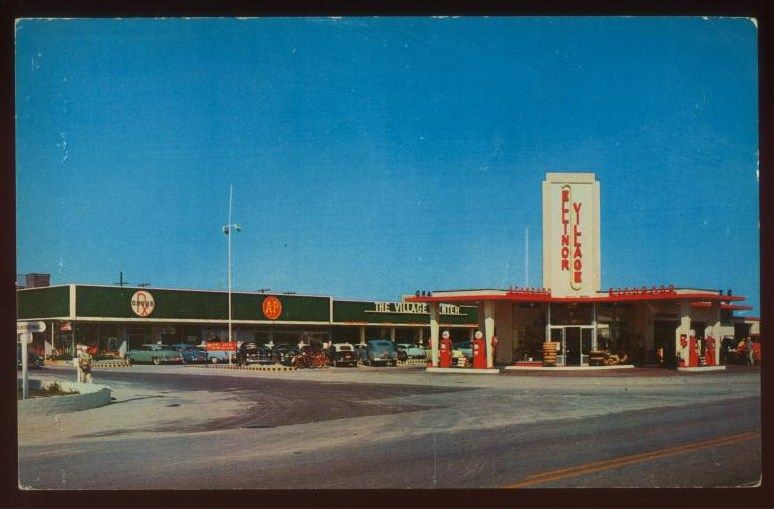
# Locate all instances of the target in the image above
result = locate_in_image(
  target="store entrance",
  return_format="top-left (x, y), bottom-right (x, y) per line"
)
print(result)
top-left (550, 325), bottom-right (594, 366)
top-left (565, 327), bottom-right (581, 365)
top-left (654, 320), bottom-right (679, 368)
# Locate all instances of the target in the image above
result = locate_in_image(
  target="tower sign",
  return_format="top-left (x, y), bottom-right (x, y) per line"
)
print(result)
top-left (542, 173), bottom-right (601, 297)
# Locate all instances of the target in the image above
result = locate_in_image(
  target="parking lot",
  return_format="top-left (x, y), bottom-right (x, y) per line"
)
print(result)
top-left (17, 364), bottom-right (761, 489)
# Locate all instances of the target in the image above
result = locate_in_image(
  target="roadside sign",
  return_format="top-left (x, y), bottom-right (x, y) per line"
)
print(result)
top-left (17, 321), bottom-right (46, 334)
top-left (206, 341), bottom-right (237, 351)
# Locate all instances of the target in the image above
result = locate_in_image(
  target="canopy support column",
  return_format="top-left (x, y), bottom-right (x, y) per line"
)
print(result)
top-left (484, 301), bottom-right (495, 368)
top-left (430, 302), bottom-right (440, 367)
top-left (711, 300), bottom-right (721, 366)
top-left (676, 299), bottom-right (692, 366)
top-left (545, 303), bottom-right (552, 341)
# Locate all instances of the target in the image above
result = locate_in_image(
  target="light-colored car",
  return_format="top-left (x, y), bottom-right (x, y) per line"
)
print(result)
top-left (126, 344), bottom-right (183, 365)
top-left (452, 341), bottom-right (473, 360)
top-left (397, 343), bottom-right (427, 359)
top-left (362, 340), bottom-right (398, 367)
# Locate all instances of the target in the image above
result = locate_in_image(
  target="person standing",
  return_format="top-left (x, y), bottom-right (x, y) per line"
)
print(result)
top-left (747, 338), bottom-right (755, 366)
top-left (76, 344), bottom-right (93, 383)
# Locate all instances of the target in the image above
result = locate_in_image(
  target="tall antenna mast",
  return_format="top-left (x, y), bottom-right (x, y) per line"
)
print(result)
top-left (524, 226), bottom-right (529, 287)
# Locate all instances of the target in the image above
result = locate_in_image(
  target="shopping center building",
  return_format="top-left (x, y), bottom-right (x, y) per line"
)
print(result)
top-left (407, 173), bottom-right (757, 370)
top-left (16, 284), bottom-right (478, 358)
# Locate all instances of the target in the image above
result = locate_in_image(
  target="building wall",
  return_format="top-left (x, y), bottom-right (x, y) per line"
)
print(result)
top-left (17, 286), bottom-right (70, 319)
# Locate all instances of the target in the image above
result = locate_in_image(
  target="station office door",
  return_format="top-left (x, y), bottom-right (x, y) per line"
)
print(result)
top-left (550, 326), bottom-right (594, 366)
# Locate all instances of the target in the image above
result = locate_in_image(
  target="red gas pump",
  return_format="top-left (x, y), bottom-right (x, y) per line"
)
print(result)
top-left (705, 336), bottom-right (716, 366)
top-left (688, 335), bottom-right (699, 367)
top-left (439, 331), bottom-right (453, 368)
top-left (678, 334), bottom-right (688, 367)
top-left (473, 331), bottom-right (486, 369)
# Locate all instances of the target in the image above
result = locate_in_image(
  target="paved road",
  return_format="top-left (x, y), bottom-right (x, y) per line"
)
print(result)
top-left (18, 365), bottom-right (760, 489)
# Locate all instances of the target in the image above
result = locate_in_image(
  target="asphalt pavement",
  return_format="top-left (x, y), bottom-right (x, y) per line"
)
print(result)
top-left (17, 365), bottom-right (761, 489)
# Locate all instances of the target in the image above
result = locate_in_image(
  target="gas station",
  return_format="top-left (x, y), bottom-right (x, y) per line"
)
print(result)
top-left (410, 173), bottom-right (753, 373)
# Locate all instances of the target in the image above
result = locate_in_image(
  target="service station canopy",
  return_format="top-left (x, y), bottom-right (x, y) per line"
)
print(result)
top-left (405, 286), bottom-right (748, 307)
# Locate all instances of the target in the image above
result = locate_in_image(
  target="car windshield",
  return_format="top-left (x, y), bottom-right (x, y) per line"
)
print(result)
top-left (159, 345), bottom-right (176, 351)
top-left (371, 341), bottom-right (394, 349)
top-left (337, 345), bottom-right (352, 351)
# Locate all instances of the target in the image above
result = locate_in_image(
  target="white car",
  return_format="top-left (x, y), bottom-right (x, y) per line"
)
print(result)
top-left (397, 343), bottom-right (427, 359)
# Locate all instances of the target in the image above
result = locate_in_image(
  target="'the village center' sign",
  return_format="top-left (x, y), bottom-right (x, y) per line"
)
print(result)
top-left (542, 173), bottom-right (601, 297)
top-left (366, 302), bottom-right (464, 316)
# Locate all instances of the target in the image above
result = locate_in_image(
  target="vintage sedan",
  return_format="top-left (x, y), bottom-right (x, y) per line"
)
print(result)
top-left (126, 344), bottom-right (184, 365)
top-left (329, 342), bottom-right (358, 367)
top-left (363, 340), bottom-right (398, 367)
top-left (397, 343), bottom-right (427, 360)
top-left (237, 342), bottom-right (273, 366)
top-left (452, 341), bottom-right (473, 360)
top-left (273, 344), bottom-right (300, 366)
top-left (169, 344), bottom-right (209, 364)
top-left (16, 346), bottom-right (44, 370)
top-left (197, 345), bottom-right (232, 364)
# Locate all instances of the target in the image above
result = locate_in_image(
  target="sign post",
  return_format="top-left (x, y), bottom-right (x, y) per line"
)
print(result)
top-left (17, 321), bottom-right (45, 400)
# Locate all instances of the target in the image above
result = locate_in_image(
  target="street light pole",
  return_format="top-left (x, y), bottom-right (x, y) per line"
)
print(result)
top-left (223, 184), bottom-right (241, 365)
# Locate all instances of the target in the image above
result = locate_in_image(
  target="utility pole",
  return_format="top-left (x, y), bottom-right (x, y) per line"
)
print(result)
top-left (223, 184), bottom-right (242, 364)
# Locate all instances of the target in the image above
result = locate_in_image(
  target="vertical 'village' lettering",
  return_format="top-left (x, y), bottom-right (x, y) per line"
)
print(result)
top-left (560, 186), bottom-right (583, 289)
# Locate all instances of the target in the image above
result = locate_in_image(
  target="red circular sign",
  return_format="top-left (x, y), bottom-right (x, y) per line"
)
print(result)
top-left (262, 296), bottom-right (282, 320)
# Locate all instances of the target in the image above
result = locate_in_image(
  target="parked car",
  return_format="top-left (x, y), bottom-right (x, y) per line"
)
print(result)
top-left (237, 342), bottom-right (273, 366)
top-left (16, 346), bottom-right (44, 370)
top-left (126, 344), bottom-right (184, 365)
top-left (397, 343), bottom-right (427, 360)
top-left (328, 342), bottom-right (358, 367)
top-left (354, 343), bottom-right (368, 363)
top-left (170, 344), bottom-right (209, 364)
top-left (719, 337), bottom-right (738, 364)
top-left (273, 344), bottom-right (300, 366)
top-left (452, 341), bottom-right (473, 360)
top-left (197, 345), bottom-right (232, 364)
top-left (395, 344), bottom-right (409, 361)
top-left (363, 340), bottom-right (398, 367)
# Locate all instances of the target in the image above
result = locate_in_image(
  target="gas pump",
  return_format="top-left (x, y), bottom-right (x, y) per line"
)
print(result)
top-left (688, 334), bottom-right (699, 367)
top-left (473, 331), bottom-right (486, 369)
top-left (439, 330), bottom-right (453, 368)
top-left (678, 334), bottom-right (688, 367)
top-left (705, 336), bottom-right (716, 366)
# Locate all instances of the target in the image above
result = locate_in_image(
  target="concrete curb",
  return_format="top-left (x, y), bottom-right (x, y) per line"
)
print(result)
top-left (426, 367), bottom-right (500, 374)
top-left (93, 359), bottom-right (131, 368)
top-left (677, 366), bottom-right (727, 373)
top-left (17, 377), bottom-right (112, 416)
top-left (503, 364), bottom-right (636, 371)
top-left (398, 359), bottom-right (429, 367)
top-left (45, 359), bottom-right (131, 368)
top-left (184, 363), bottom-right (297, 372)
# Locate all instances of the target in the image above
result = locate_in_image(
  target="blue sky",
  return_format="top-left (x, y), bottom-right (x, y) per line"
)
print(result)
top-left (15, 17), bottom-right (759, 313)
